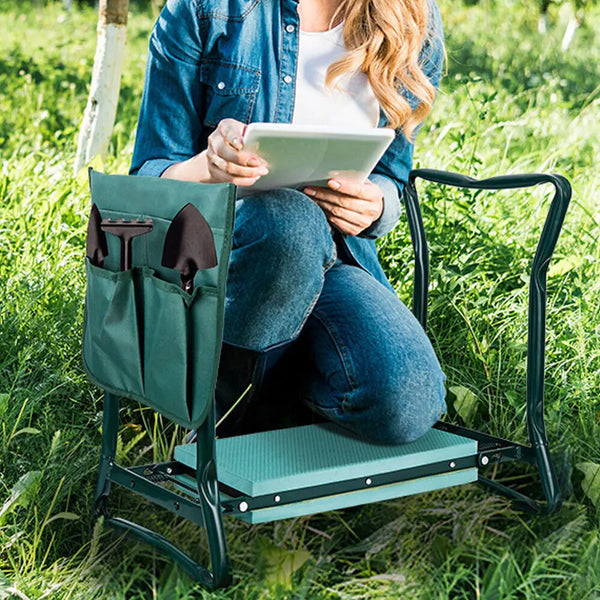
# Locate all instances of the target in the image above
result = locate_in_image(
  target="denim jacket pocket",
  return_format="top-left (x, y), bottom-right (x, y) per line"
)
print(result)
top-left (199, 60), bottom-right (261, 128)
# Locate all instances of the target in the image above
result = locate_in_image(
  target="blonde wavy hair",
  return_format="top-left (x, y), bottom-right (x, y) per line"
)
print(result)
top-left (325, 0), bottom-right (446, 144)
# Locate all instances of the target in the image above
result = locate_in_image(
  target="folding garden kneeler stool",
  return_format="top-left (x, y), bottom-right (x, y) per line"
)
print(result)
top-left (84, 166), bottom-right (571, 590)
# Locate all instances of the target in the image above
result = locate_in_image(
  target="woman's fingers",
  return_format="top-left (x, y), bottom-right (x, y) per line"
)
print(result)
top-left (324, 178), bottom-right (369, 199)
top-left (216, 118), bottom-right (267, 167)
top-left (324, 177), bottom-right (383, 200)
top-left (310, 194), bottom-right (374, 233)
top-left (206, 155), bottom-right (262, 186)
top-left (328, 216), bottom-right (371, 236)
top-left (208, 149), bottom-right (268, 179)
top-left (313, 198), bottom-right (374, 234)
top-left (303, 179), bottom-right (385, 235)
top-left (209, 135), bottom-right (268, 172)
top-left (208, 119), bottom-right (269, 180)
top-left (217, 118), bottom-right (246, 151)
top-left (306, 189), bottom-right (383, 222)
top-left (311, 195), bottom-right (373, 219)
top-left (207, 139), bottom-right (268, 179)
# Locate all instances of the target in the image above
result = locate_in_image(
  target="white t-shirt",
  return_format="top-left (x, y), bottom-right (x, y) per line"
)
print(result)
top-left (291, 21), bottom-right (381, 128)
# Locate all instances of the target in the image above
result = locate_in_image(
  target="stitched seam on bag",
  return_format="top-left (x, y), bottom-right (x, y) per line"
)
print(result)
top-left (101, 209), bottom-right (226, 234)
top-left (141, 269), bottom-right (219, 298)
top-left (82, 327), bottom-right (210, 428)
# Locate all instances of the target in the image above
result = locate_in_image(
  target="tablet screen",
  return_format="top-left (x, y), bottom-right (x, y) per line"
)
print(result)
top-left (237, 123), bottom-right (394, 198)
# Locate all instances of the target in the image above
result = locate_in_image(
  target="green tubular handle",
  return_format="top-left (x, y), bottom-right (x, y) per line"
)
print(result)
top-left (403, 169), bottom-right (571, 331)
top-left (402, 168), bottom-right (572, 515)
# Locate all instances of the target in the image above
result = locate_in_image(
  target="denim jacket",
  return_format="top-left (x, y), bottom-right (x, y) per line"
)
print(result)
top-left (129, 0), bottom-right (444, 288)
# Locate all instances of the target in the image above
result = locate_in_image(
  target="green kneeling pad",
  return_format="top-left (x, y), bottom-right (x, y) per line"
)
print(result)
top-left (173, 422), bottom-right (478, 523)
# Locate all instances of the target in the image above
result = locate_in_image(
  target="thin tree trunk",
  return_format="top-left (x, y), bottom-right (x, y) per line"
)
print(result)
top-left (537, 0), bottom-right (551, 34)
top-left (561, 15), bottom-right (580, 51)
top-left (74, 0), bottom-right (129, 175)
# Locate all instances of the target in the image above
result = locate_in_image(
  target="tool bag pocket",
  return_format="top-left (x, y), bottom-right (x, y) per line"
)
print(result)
top-left (83, 259), bottom-right (222, 428)
top-left (83, 258), bottom-right (144, 398)
top-left (141, 268), bottom-right (220, 426)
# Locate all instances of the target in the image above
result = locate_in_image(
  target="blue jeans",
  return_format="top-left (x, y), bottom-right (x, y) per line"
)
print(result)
top-left (222, 188), bottom-right (447, 445)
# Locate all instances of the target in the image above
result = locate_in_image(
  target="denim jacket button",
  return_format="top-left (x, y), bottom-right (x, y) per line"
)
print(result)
top-left (217, 81), bottom-right (226, 90)
top-left (285, 24), bottom-right (295, 33)
top-left (283, 75), bottom-right (293, 84)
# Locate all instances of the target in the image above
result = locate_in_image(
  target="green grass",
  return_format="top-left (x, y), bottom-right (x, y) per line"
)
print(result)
top-left (0, 0), bottom-right (599, 597)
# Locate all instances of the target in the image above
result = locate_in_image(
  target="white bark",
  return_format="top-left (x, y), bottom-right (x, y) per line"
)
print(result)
top-left (537, 13), bottom-right (549, 34)
top-left (74, 22), bottom-right (127, 174)
top-left (561, 16), bottom-right (580, 52)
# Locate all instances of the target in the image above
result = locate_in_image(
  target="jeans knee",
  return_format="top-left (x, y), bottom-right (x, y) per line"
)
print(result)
top-left (234, 189), bottom-right (333, 264)
top-left (364, 362), bottom-right (447, 445)
top-left (224, 191), bottom-right (337, 350)
top-left (265, 190), bottom-right (332, 260)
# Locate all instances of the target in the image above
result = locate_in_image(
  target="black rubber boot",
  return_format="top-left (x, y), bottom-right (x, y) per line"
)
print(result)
top-left (214, 335), bottom-right (331, 437)
top-left (183, 342), bottom-right (265, 443)
top-left (183, 342), bottom-right (289, 443)
top-left (183, 339), bottom-right (327, 443)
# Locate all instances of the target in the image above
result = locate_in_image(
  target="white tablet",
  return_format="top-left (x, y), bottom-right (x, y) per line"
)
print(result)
top-left (236, 123), bottom-right (394, 198)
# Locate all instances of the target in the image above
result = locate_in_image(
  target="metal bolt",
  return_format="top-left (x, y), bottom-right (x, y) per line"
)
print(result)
top-left (217, 81), bottom-right (226, 90)
top-left (174, 501), bottom-right (180, 511)
top-left (481, 455), bottom-right (490, 466)
top-left (365, 478), bottom-right (372, 486)
top-left (285, 24), bottom-right (295, 33)
top-left (166, 467), bottom-right (173, 474)
top-left (449, 461), bottom-right (456, 469)
top-left (238, 501), bottom-right (249, 513)
top-left (274, 495), bottom-right (281, 503)
top-left (130, 480), bottom-right (135, 488)
top-left (283, 75), bottom-right (293, 84)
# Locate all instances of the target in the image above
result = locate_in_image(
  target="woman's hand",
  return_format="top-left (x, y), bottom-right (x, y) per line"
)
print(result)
top-left (204, 118), bottom-right (269, 185)
top-left (303, 178), bottom-right (384, 236)
top-left (161, 118), bottom-right (269, 185)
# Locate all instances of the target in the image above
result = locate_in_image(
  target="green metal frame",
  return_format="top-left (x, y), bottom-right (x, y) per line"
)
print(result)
top-left (91, 168), bottom-right (571, 589)
top-left (94, 392), bottom-right (232, 588)
top-left (403, 169), bottom-right (571, 515)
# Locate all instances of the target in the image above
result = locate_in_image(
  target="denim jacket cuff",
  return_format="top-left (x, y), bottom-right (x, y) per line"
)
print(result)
top-left (133, 158), bottom-right (180, 178)
top-left (358, 173), bottom-right (402, 239)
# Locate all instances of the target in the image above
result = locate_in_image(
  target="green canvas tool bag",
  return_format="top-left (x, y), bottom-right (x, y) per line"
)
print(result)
top-left (83, 169), bottom-right (236, 429)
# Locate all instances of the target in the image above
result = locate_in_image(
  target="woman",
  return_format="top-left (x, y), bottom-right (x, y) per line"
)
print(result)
top-left (130, 0), bottom-right (448, 444)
